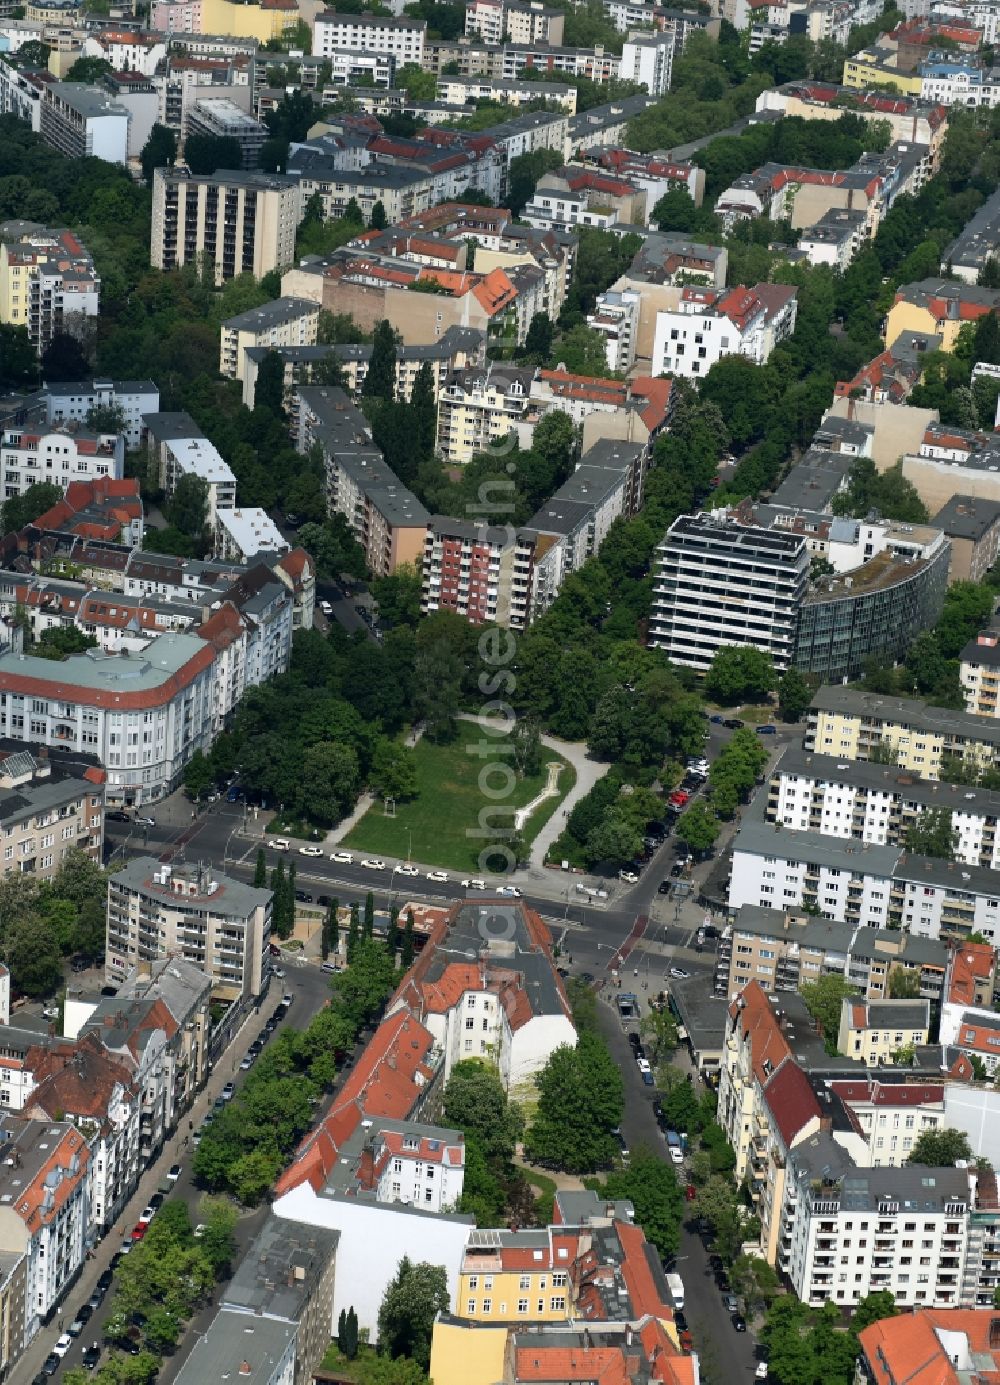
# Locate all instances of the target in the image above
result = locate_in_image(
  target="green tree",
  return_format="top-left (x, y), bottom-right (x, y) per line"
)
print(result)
top-left (183, 750), bottom-right (213, 801)
top-left (168, 473), bottom-right (209, 541)
top-left (551, 324), bottom-right (614, 377)
top-left (603, 1148), bottom-right (685, 1258)
top-left (2, 481), bottom-right (63, 533)
top-left (523, 311), bottom-right (554, 362)
top-left (184, 133), bottom-right (244, 174)
top-left (401, 909), bottom-right (415, 968)
top-left (339, 1306), bottom-right (360, 1360)
top-left (704, 646), bottom-right (776, 704)
top-left (140, 122), bottom-right (177, 187)
top-left (370, 199), bottom-right (388, 230)
top-left (525, 1032), bottom-right (624, 1173)
top-left (903, 807), bottom-right (958, 860)
top-left (443, 1059), bottom-right (523, 1163)
top-left (0, 324), bottom-right (38, 391)
top-left (65, 55), bottom-right (112, 81)
top-left (363, 319), bottom-right (398, 400)
top-left (371, 738), bottom-right (419, 802)
top-left (363, 890), bottom-right (374, 940)
top-left (778, 666), bottom-right (811, 723)
top-left (800, 975), bottom-right (856, 1055)
top-left (377, 1257), bottom-right (449, 1368)
top-left (409, 360), bottom-right (437, 462)
top-left (674, 801), bottom-right (720, 854)
top-left (254, 849), bottom-right (266, 888)
top-left (907, 1127), bottom-right (974, 1166)
top-left (888, 966), bottom-right (921, 999)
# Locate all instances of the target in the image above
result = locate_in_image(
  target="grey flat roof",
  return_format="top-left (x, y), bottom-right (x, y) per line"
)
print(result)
top-left (809, 685), bottom-right (1000, 747)
top-left (771, 448), bottom-right (854, 512)
top-left (791, 1134), bottom-right (971, 1209)
top-left (961, 637), bottom-right (1000, 667)
top-left (774, 743), bottom-right (1000, 817)
top-left (854, 999), bottom-right (929, 1028)
top-left (143, 411), bottom-right (205, 444)
top-left (0, 773), bottom-right (97, 828)
top-left (223, 1213), bottom-right (339, 1321)
top-left (735, 794), bottom-right (902, 877)
top-left (172, 1310), bottom-right (294, 1385)
top-left (731, 902), bottom-right (856, 953)
top-left (222, 297), bottom-right (317, 332)
top-left (111, 856), bottom-right (270, 918)
top-left (0, 631), bottom-right (209, 694)
top-left (932, 494), bottom-right (1000, 541)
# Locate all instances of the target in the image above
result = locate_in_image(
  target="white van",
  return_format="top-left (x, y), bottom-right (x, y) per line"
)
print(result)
top-left (666, 1272), bottom-right (684, 1311)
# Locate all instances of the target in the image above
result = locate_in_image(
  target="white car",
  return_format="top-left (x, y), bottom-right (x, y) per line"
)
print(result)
top-left (41, 1004), bottom-right (59, 1021)
top-left (619, 869), bottom-right (639, 884)
top-left (669, 967), bottom-right (690, 980)
top-left (398, 863), bottom-right (419, 877)
top-left (755, 1365), bottom-right (769, 1380)
top-left (319, 600), bottom-right (333, 615)
top-left (426, 870), bottom-right (448, 883)
top-left (53, 1333), bottom-right (73, 1358)
top-left (193, 1223), bottom-right (207, 1239)
top-left (361, 858), bottom-right (386, 871)
top-left (495, 885), bottom-right (521, 898)
top-left (331, 851), bottom-right (353, 864)
top-left (270, 838), bottom-right (290, 852)
top-left (462, 878), bottom-right (488, 890)
top-left (298, 845), bottom-right (323, 857)
top-left (138, 1205), bottom-right (156, 1225)
top-left (636, 1057), bottom-right (651, 1075)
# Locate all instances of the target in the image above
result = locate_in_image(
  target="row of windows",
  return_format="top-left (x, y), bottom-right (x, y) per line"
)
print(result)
top-left (466, 1297), bottom-right (567, 1314)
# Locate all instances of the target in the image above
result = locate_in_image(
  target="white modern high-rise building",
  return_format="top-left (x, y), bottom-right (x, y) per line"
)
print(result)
top-left (649, 511), bottom-right (809, 672)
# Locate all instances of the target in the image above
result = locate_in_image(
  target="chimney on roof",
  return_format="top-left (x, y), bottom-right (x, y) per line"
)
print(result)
top-left (358, 1138), bottom-right (377, 1191)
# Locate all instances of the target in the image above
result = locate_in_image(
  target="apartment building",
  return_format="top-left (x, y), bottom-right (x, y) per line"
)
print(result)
top-left (524, 165), bottom-right (647, 232)
top-left (768, 744), bottom-right (1000, 870)
top-left (836, 997), bottom-right (931, 1064)
top-left (649, 511), bottom-right (809, 672)
top-left (782, 1133), bottom-right (971, 1308)
top-left (0, 1118), bottom-right (89, 1344)
top-left (106, 857), bottom-right (272, 1002)
top-left (151, 166), bottom-right (301, 285)
top-left (501, 40), bottom-right (622, 81)
top-left (0, 63), bottom-right (47, 133)
top-left (1, 424), bottom-right (124, 505)
top-left (436, 364), bottom-right (535, 465)
top-left (0, 227), bottom-right (99, 355)
top-left (827, 1078), bottom-right (947, 1168)
top-left (715, 903), bottom-right (950, 1004)
top-left (942, 183), bottom-right (1000, 282)
top-left (436, 74), bottom-right (576, 110)
top-left (39, 82), bottom-right (130, 164)
top-left (24, 1034), bottom-right (139, 1232)
top-left (214, 507), bottom-right (287, 563)
top-left (295, 386), bottom-right (428, 577)
top-left (421, 518), bottom-right (542, 630)
top-left (961, 630), bottom-right (1000, 718)
top-left (805, 684), bottom-right (1000, 779)
top-left (186, 97), bottom-right (266, 169)
top-left (652, 282), bottom-right (798, 378)
top-left (145, 411), bottom-right (236, 523)
top-left (40, 378), bottom-right (158, 451)
top-left (222, 1214), bottom-right (339, 1385)
top-left (729, 795), bottom-right (1000, 942)
top-left (859, 1310), bottom-right (1000, 1384)
top-left (886, 277), bottom-right (1000, 352)
top-left (899, 421), bottom-right (1000, 512)
top-left (567, 92), bottom-right (657, 153)
top-left (81, 27), bottom-right (166, 75)
top-left (755, 82), bottom-right (949, 159)
top-left (312, 11), bottom-right (426, 64)
top-left (0, 743), bottom-right (104, 882)
top-left (0, 632), bottom-right (216, 806)
top-left (620, 28), bottom-right (676, 94)
top-left (465, 0), bottom-right (565, 44)
top-left (219, 297), bottom-right (319, 382)
top-left (933, 495), bottom-right (1000, 583)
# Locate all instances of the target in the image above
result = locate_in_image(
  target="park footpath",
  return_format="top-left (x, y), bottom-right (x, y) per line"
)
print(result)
top-left (12, 995), bottom-right (279, 1384)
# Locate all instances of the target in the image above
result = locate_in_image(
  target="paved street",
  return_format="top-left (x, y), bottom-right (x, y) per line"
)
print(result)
top-left (597, 991), bottom-right (760, 1385)
top-left (12, 965), bottom-right (335, 1385)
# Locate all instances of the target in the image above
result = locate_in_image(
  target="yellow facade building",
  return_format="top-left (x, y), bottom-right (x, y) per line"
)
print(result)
top-left (429, 1317), bottom-right (509, 1385)
top-left (836, 996), bottom-right (930, 1065)
top-left (198, 0), bottom-right (299, 42)
top-left (843, 49), bottom-right (923, 95)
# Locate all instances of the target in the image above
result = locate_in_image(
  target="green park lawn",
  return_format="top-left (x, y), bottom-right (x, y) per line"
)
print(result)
top-left (345, 721), bottom-right (574, 873)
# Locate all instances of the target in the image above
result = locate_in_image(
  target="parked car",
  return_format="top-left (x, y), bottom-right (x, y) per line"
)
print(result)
top-left (166, 1163), bottom-right (182, 1184)
top-left (331, 851), bottom-right (353, 864)
top-left (657, 879), bottom-right (671, 895)
top-left (619, 869), bottom-right (639, 884)
top-left (723, 718), bottom-right (744, 730)
top-left (138, 1205), bottom-right (156, 1225)
top-left (360, 858), bottom-right (386, 870)
top-left (731, 1314), bottom-right (747, 1333)
top-left (709, 714), bottom-right (724, 723)
top-left (461, 878), bottom-right (487, 890)
top-left (757, 723), bottom-right (777, 735)
top-left (627, 1032), bottom-right (641, 1053)
top-left (426, 870), bottom-right (448, 883)
top-left (722, 1293), bottom-right (740, 1314)
top-left (135, 814), bottom-right (155, 827)
top-left (398, 863), bottom-right (419, 877)
top-left (270, 838), bottom-right (290, 852)
top-left (221, 1082), bottom-right (235, 1101)
top-left (106, 809), bottom-right (130, 823)
top-left (294, 889), bottom-right (313, 903)
top-left (82, 1343), bottom-right (101, 1370)
top-left (755, 1365), bottom-right (769, 1380)
top-left (495, 885), bottom-right (521, 898)
top-left (669, 967), bottom-right (690, 980)
top-left (668, 790), bottom-right (689, 808)
top-left (41, 1355), bottom-right (61, 1377)
top-left (298, 845), bottom-right (323, 858)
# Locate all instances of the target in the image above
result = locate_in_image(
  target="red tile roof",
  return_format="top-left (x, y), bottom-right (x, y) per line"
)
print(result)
top-left (729, 981), bottom-right (792, 1084)
top-left (860, 1308), bottom-right (1000, 1385)
top-left (762, 1057), bottom-right (821, 1147)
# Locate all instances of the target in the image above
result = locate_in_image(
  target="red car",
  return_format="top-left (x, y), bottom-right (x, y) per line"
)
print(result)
top-left (130, 1223), bottom-right (147, 1241)
top-left (685, 1183), bottom-right (697, 1202)
top-left (669, 790), bottom-right (689, 808)
top-left (679, 1329), bottom-right (694, 1352)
